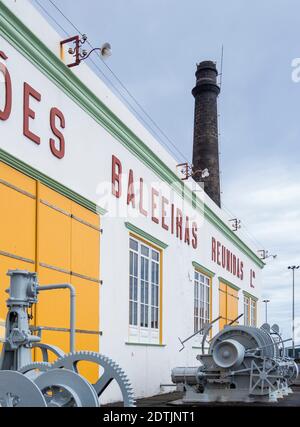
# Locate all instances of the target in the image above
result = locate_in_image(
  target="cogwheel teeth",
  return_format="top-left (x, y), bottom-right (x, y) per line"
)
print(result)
top-left (51, 351), bottom-right (136, 407)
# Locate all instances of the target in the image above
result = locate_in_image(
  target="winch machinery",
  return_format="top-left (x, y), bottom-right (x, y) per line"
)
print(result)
top-left (0, 270), bottom-right (136, 407)
top-left (172, 320), bottom-right (298, 403)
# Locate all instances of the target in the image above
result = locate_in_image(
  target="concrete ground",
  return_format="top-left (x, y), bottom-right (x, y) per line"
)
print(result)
top-left (132, 381), bottom-right (300, 407)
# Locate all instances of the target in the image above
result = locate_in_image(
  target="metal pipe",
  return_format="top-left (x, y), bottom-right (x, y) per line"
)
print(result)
top-left (37, 284), bottom-right (76, 353)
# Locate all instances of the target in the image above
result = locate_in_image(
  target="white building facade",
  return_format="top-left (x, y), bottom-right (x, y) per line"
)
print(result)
top-left (0, 0), bottom-right (264, 403)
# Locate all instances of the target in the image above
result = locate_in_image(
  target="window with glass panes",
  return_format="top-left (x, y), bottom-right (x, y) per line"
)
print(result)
top-left (194, 270), bottom-right (210, 333)
top-left (243, 294), bottom-right (257, 327)
top-left (129, 237), bottom-right (160, 338)
top-left (250, 299), bottom-right (257, 326)
top-left (244, 295), bottom-right (250, 325)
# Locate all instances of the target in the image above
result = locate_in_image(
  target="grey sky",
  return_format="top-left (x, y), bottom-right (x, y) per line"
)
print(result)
top-left (31, 0), bottom-right (300, 341)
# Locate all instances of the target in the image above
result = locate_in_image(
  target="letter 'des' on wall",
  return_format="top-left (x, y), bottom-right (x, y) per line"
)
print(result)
top-left (0, 51), bottom-right (66, 159)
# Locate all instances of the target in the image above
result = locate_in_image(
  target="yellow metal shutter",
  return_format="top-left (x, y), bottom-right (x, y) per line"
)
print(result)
top-left (227, 287), bottom-right (239, 324)
top-left (0, 163), bottom-right (37, 348)
top-left (219, 281), bottom-right (239, 330)
top-left (0, 162), bottom-right (101, 383)
top-left (219, 282), bottom-right (227, 330)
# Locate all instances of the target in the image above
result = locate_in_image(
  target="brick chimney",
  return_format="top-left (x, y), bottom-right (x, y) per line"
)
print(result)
top-left (192, 61), bottom-right (221, 207)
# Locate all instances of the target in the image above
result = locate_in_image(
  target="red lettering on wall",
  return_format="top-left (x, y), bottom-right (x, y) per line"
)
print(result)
top-left (171, 204), bottom-right (175, 235)
top-left (112, 155), bottom-right (122, 198)
top-left (226, 249), bottom-right (231, 271)
top-left (217, 241), bottom-right (221, 265)
top-left (232, 255), bottom-right (237, 275)
top-left (192, 222), bottom-right (198, 249)
top-left (212, 237), bottom-right (216, 262)
top-left (176, 209), bottom-right (183, 240)
top-left (151, 188), bottom-right (159, 224)
top-left (49, 107), bottom-right (65, 159)
top-left (0, 52), bottom-right (12, 121)
top-left (127, 169), bottom-right (135, 207)
top-left (23, 83), bottom-right (41, 144)
top-left (221, 246), bottom-right (226, 268)
top-left (184, 216), bottom-right (190, 245)
top-left (161, 196), bottom-right (169, 231)
top-left (240, 262), bottom-right (244, 280)
top-left (139, 178), bottom-right (148, 217)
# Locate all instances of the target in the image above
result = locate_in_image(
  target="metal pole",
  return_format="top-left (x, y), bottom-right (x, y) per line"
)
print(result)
top-left (262, 299), bottom-right (270, 324)
top-left (292, 268), bottom-right (295, 358)
top-left (288, 265), bottom-right (299, 359)
top-left (38, 284), bottom-right (76, 353)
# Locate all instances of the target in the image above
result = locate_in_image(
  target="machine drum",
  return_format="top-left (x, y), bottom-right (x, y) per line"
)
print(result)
top-left (212, 339), bottom-right (245, 369)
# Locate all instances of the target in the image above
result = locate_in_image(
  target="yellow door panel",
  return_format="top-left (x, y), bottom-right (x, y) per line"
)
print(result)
top-left (39, 184), bottom-right (72, 213)
top-left (71, 218), bottom-right (100, 279)
top-left (0, 162), bottom-right (101, 380)
top-left (70, 276), bottom-right (99, 331)
top-left (219, 282), bottom-right (227, 330)
top-left (39, 203), bottom-right (71, 271)
top-left (0, 162), bottom-right (36, 195)
top-left (0, 184), bottom-right (36, 260)
top-left (219, 282), bottom-right (239, 330)
top-left (71, 202), bottom-right (100, 228)
top-left (36, 267), bottom-right (71, 359)
top-left (37, 267), bottom-right (71, 329)
top-left (227, 288), bottom-right (238, 324)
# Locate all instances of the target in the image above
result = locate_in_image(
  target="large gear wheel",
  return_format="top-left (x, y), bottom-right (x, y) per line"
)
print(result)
top-left (19, 361), bottom-right (52, 381)
top-left (34, 369), bottom-right (100, 407)
top-left (0, 371), bottom-right (46, 407)
top-left (52, 351), bottom-right (136, 407)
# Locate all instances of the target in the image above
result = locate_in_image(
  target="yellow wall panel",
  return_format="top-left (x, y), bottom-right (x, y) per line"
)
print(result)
top-left (0, 184), bottom-right (36, 259)
top-left (71, 219), bottom-right (100, 279)
top-left (219, 282), bottom-right (227, 330)
top-left (227, 288), bottom-right (238, 324)
top-left (39, 184), bottom-right (72, 213)
top-left (71, 202), bottom-right (100, 228)
top-left (39, 203), bottom-right (71, 270)
top-left (219, 282), bottom-right (239, 330)
top-left (70, 276), bottom-right (99, 331)
top-left (0, 162), bottom-right (101, 381)
top-left (0, 162), bottom-right (36, 195)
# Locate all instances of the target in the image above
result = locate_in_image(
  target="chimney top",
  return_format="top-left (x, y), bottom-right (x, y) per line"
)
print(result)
top-left (192, 60), bottom-right (220, 97)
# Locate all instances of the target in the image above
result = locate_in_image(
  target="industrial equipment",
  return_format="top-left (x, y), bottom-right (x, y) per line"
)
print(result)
top-left (0, 270), bottom-right (135, 407)
top-left (172, 320), bottom-right (298, 403)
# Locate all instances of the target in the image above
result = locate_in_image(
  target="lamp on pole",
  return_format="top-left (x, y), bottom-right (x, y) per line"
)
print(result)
top-left (262, 299), bottom-right (270, 323)
top-left (288, 265), bottom-right (299, 358)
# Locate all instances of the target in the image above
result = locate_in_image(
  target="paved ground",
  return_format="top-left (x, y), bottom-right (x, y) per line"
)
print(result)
top-left (131, 381), bottom-right (300, 407)
top-left (131, 386), bottom-right (300, 407)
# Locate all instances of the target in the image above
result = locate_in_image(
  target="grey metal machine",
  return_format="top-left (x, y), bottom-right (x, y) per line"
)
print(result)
top-left (172, 319), bottom-right (299, 403)
top-left (0, 270), bottom-right (135, 407)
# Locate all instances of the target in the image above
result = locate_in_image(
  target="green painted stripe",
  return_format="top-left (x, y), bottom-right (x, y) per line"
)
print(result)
top-left (243, 290), bottom-right (259, 301)
top-left (125, 222), bottom-right (168, 249)
top-left (0, 1), bottom-right (264, 268)
top-left (0, 148), bottom-right (107, 215)
top-left (218, 276), bottom-right (241, 292)
top-left (192, 261), bottom-right (215, 278)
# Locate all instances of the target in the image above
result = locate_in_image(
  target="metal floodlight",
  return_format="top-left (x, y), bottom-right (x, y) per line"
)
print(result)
top-left (61, 34), bottom-right (112, 68)
top-left (100, 42), bottom-right (112, 59)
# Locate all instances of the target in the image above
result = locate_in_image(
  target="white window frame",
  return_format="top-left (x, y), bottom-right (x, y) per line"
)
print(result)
top-left (250, 299), bottom-right (257, 326)
top-left (129, 237), bottom-right (160, 344)
top-left (244, 294), bottom-right (257, 326)
top-left (244, 295), bottom-right (250, 326)
top-left (194, 270), bottom-right (210, 335)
